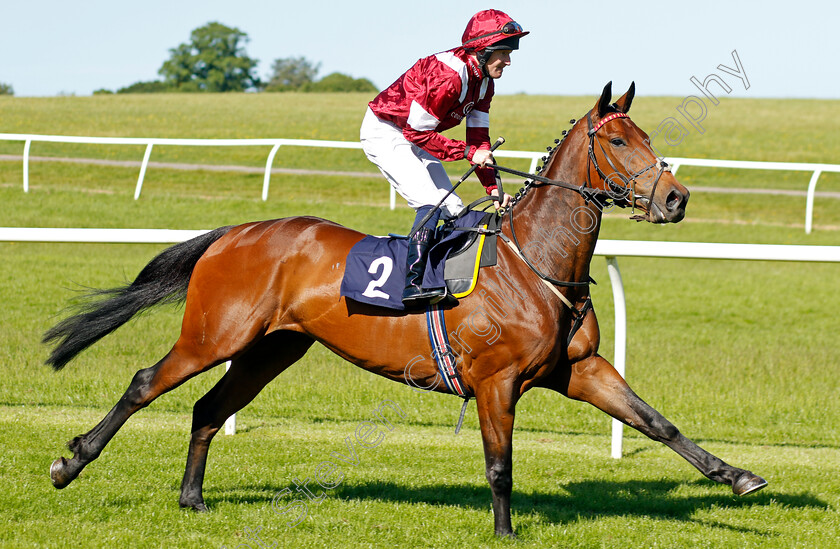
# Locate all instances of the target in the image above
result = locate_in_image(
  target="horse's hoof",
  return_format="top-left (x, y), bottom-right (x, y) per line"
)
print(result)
top-left (733, 472), bottom-right (768, 496)
top-left (180, 500), bottom-right (209, 512)
top-left (50, 457), bottom-right (72, 489)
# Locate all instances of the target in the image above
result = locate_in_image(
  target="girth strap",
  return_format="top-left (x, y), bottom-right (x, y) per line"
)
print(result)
top-left (425, 304), bottom-right (472, 434)
top-left (425, 304), bottom-right (470, 398)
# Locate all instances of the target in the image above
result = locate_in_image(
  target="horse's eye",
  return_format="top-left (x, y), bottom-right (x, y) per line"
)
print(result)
top-left (610, 138), bottom-right (625, 147)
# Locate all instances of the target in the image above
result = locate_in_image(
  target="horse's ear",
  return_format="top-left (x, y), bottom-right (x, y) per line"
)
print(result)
top-left (596, 81), bottom-right (612, 117)
top-left (614, 81), bottom-right (635, 113)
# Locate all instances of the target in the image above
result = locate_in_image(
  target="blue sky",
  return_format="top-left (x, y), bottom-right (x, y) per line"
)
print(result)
top-left (2, 0), bottom-right (836, 99)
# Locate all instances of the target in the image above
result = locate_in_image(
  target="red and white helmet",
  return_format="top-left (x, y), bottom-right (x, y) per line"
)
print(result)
top-left (461, 9), bottom-right (529, 52)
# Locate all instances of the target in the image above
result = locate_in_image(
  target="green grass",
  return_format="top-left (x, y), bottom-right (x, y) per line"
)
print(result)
top-left (1, 93), bottom-right (839, 548)
top-left (3, 404), bottom-right (836, 548)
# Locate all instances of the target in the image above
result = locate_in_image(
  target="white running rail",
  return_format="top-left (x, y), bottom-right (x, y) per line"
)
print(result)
top-left (2, 133), bottom-right (838, 232)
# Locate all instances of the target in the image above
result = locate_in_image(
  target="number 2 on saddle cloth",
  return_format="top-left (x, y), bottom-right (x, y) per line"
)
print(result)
top-left (340, 210), bottom-right (498, 311)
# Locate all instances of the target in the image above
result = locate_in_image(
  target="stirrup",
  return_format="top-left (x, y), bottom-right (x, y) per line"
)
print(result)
top-left (402, 286), bottom-right (446, 307)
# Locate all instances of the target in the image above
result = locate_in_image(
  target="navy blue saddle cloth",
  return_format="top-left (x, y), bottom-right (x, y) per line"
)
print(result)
top-left (340, 210), bottom-right (494, 310)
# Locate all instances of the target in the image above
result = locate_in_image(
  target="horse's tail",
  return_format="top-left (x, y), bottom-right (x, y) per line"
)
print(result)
top-left (43, 226), bottom-right (234, 371)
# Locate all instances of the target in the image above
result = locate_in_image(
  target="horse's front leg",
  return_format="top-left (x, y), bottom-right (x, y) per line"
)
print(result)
top-left (550, 354), bottom-right (767, 495)
top-left (474, 379), bottom-right (518, 538)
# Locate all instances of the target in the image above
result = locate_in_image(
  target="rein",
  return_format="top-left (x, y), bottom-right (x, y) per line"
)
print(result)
top-left (487, 163), bottom-right (606, 204)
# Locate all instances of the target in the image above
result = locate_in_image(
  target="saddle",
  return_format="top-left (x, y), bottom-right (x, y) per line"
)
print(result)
top-left (340, 210), bottom-right (500, 311)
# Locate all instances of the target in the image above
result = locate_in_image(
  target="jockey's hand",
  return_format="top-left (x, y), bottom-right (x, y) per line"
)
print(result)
top-left (472, 148), bottom-right (494, 167)
top-left (490, 188), bottom-right (513, 210)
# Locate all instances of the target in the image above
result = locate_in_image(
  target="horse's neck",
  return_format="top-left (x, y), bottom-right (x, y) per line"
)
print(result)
top-left (505, 130), bottom-right (603, 288)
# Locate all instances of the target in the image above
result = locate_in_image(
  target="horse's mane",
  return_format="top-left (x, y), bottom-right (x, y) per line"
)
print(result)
top-left (504, 116), bottom-right (579, 212)
top-left (504, 101), bottom-right (624, 211)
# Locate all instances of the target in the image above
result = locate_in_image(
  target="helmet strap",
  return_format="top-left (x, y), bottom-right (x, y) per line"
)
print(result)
top-left (476, 49), bottom-right (492, 77)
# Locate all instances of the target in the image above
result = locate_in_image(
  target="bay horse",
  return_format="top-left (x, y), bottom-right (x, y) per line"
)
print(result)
top-left (44, 82), bottom-right (766, 537)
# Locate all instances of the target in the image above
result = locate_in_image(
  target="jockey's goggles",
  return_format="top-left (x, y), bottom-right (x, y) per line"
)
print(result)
top-left (464, 20), bottom-right (525, 46)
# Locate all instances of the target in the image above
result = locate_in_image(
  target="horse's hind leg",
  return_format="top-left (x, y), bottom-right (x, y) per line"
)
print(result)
top-left (49, 339), bottom-right (227, 490)
top-left (179, 331), bottom-right (314, 511)
top-left (552, 355), bottom-right (767, 495)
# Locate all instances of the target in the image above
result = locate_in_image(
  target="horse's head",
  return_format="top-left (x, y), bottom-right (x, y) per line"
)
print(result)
top-left (584, 81), bottom-right (689, 223)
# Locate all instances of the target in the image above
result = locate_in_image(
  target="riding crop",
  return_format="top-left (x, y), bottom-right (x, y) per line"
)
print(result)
top-left (408, 136), bottom-right (505, 238)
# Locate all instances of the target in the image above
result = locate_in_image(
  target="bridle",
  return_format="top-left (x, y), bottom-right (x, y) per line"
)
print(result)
top-left (585, 110), bottom-right (671, 220)
top-left (489, 109), bottom-right (670, 216)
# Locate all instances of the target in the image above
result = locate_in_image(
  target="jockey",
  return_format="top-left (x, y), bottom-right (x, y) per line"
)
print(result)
top-left (361, 9), bottom-right (527, 307)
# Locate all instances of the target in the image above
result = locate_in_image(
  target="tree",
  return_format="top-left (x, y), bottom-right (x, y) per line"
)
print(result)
top-left (0, 82), bottom-right (13, 96)
top-left (264, 57), bottom-right (320, 92)
top-left (302, 72), bottom-right (377, 93)
top-left (159, 22), bottom-right (260, 92)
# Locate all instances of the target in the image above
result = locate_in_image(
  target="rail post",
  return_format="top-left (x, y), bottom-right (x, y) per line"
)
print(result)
top-left (134, 143), bottom-right (154, 200)
top-left (606, 256), bottom-right (627, 458)
top-left (805, 169), bottom-right (822, 234)
top-left (224, 360), bottom-right (236, 435)
top-left (263, 143), bottom-right (282, 201)
top-left (23, 139), bottom-right (32, 192)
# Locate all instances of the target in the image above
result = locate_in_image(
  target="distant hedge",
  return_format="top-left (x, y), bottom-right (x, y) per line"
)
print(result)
top-left (299, 73), bottom-right (377, 93)
top-left (109, 73), bottom-right (378, 94)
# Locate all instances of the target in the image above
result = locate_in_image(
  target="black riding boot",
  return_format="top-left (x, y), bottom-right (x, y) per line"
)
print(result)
top-left (402, 227), bottom-right (445, 307)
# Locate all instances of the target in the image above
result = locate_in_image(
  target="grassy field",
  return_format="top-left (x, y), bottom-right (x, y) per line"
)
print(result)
top-left (1, 93), bottom-right (839, 548)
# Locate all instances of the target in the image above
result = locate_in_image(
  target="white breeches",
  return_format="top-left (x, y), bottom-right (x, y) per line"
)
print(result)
top-left (360, 107), bottom-right (464, 218)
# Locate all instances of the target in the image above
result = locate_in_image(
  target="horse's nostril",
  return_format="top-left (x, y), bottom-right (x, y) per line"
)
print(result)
top-left (666, 190), bottom-right (684, 211)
